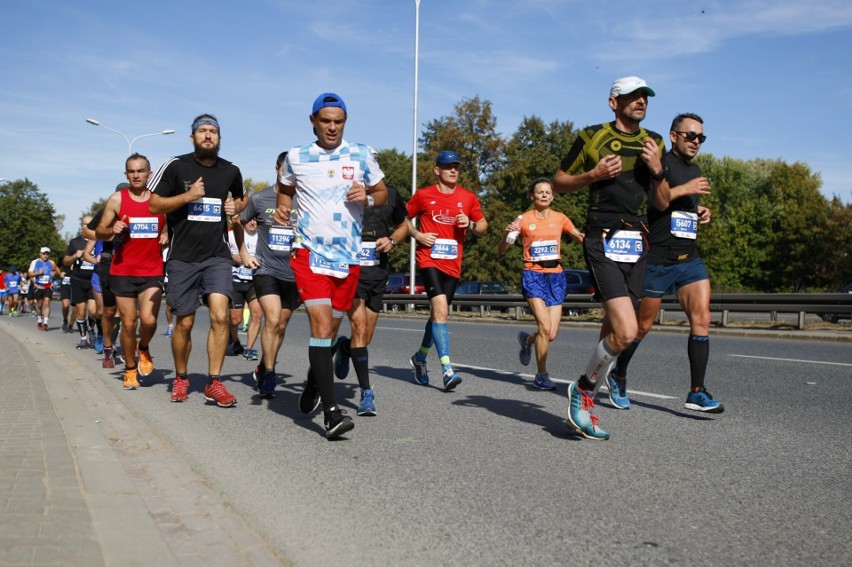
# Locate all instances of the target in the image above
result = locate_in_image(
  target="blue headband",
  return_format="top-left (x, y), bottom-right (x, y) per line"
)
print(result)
top-left (192, 117), bottom-right (220, 133)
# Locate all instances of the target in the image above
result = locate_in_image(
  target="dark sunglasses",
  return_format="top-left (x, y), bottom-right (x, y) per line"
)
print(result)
top-left (675, 131), bottom-right (707, 143)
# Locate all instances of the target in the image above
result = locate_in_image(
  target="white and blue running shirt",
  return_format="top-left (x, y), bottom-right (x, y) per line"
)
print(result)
top-left (280, 140), bottom-right (384, 264)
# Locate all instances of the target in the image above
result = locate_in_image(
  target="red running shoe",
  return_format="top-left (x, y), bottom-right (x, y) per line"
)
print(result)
top-left (204, 379), bottom-right (237, 407)
top-left (170, 376), bottom-right (189, 403)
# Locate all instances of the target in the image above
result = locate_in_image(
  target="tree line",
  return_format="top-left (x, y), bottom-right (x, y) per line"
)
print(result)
top-left (3, 96), bottom-right (849, 292)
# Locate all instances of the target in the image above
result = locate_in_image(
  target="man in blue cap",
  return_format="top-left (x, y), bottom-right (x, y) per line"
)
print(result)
top-left (406, 150), bottom-right (488, 391)
top-left (274, 92), bottom-right (389, 440)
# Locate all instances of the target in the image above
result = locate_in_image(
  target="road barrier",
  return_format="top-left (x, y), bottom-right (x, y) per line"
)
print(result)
top-left (383, 292), bottom-right (852, 329)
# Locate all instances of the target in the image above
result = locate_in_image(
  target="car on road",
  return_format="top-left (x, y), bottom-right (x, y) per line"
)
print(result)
top-left (819, 282), bottom-right (852, 323)
top-left (564, 269), bottom-right (596, 315)
top-left (385, 273), bottom-right (426, 311)
top-left (564, 269), bottom-right (595, 296)
top-left (455, 280), bottom-right (511, 312)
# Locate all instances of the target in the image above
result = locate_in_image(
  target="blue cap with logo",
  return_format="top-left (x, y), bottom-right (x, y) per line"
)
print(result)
top-left (312, 92), bottom-right (347, 116)
top-left (436, 150), bottom-right (462, 165)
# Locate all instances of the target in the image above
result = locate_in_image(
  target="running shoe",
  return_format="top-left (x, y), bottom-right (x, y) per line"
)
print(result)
top-left (518, 331), bottom-right (532, 366)
top-left (357, 388), bottom-right (377, 416)
top-left (298, 370), bottom-right (321, 414)
top-left (94, 335), bottom-right (104, 354)
top-left (87, 330), bottom-right (96, 348)
top-left (170, 376), bottom-right (189, 403)
top-left (113, 349), bottom-right (125, 365)
top-left (204, 379), bottom-right (237, 407)
top-left (123, 368), bottom-right (139, 390)
top-left (61, 321), bottom-right (70, 333)
top-left (138, 346), bottom-right (154, 377)
top-left (533, 372), bottom-right (557, 391)
top-left (258, 368), bottom-right (276, 398)
top-left (333, 336), bottom-right (350, 380)
top-left (252, 362), bottom-right (264, 389)
top-left (684, 388), bottom-right (724, 413)
top-left (75, 339), bottom-right (89, 350)
top-left (324, 407), bottom-right (354, 439)
top-left (242, 348), bottom-right (258, 361)
top-left (227, 341), bottom-right (244, 357)
top-left (565, 381), bottom-right (609, 441)
top-left (410, 355), bottom-right (429, 386)
top-left (606, 372), bottom-right (630, 410)
top-left (102, 347), bottom-right (115, 369)
top-left (164, 325), bottom-right (173, 337)
top-left (442, 368), bottom-right (462, 391)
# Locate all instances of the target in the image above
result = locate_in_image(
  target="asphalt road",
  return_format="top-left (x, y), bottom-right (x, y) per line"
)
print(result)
top-left (13, 309), bottom-right (852, 566)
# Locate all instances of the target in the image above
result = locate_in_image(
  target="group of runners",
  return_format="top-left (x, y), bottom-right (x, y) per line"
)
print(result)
top-left (11, 77), bottom-right (723, 442)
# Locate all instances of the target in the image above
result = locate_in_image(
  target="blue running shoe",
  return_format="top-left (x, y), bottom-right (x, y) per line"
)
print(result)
top-left (164, 325), bottom-right (173, 337)
top-left (357, 388), bottom-right (377, 416)
top-left (442, 368), bottom-right (462, 391)
top-left (566, 381), bottom-right (610, 441)
top-left (606, 372), bottom-right (630, 410)
top-left (94, 335), bottom-right (104, 354)
top-left (533, 372), bottom-right (557, 390)
top-left (75, 339), bottom-right (89, 350)
top-left (410, 355), bottom-right (429, 385)
top-left (258, 368), bottom-right (276, 398)
top-left (517, 331), bottom-right (532, 366)
top-left (685, 388), bottom-right (724, 413)
top-left (334, 336), bottom-right (350, 380)
top-left (242, 348), bottom-right (258, 361)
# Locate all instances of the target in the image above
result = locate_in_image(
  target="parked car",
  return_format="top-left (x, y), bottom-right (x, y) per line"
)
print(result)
top-left (385, 273), bottom-right (426, 311)
top-left (819, 282), bottom-right (852, 323)
top-left (455, 280), bottom-right (511, 312)
top-left (564, 269), bottom-right (596, 315)
top-left (385, 273), bottom-right (426, 295)
top-left (564, 269), bottom-right (596, 296)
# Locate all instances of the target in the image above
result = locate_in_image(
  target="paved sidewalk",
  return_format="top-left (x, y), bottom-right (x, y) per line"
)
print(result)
top-left (0, 318), bottom-right (287, 567)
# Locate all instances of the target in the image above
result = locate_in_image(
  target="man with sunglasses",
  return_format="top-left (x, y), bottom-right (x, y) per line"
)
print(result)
top-left (553, 76), bottom-right (670, 440)
top-left (606, 113), bottom-right (723, 414)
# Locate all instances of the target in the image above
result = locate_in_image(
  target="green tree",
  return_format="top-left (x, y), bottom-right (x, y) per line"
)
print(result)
top-left (243, 177), bottom-right (269, 194)
top-left (0, 179), bottom-right (65, 269)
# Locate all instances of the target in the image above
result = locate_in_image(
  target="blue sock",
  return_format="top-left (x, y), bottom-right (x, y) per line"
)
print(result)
top-left (415, 320), bottom-right (434, 362)
top-left (432, 322), bottom-right (450, 368)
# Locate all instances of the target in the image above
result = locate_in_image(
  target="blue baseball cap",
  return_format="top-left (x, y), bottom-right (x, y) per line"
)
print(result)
top-left (436, 150), bottom-right (462, 165)
top-left (312, 92), bottom-right (347, 116)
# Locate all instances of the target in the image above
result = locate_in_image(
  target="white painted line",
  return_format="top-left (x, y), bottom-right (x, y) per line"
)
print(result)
top-left (375, 326), bottom-right (426, 333)
top-left (729, 354), bottom-right (852, 367)
top-left (454, 363), bottom-right (678, 400)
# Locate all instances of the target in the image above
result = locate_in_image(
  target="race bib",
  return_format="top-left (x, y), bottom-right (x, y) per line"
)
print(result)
top-left (359, 242), bottom-right (380, 266)
top-left (603, 230), bottom-right (644, 263)
top-left (268, 227), bottom-right (294, 252)
top-left (80, 261), bottom-right (95, 270)
top-left (670, 211), bottom-right (698, 240)
top-left (187, 197), bottom-right (222, 222)
top-left (62, 276), bottom-right (71, 285)
top-left (430, 238), bottom-right (458, 260)
top-left (36, 275), bottom-right (51, 285)
top-left (235, 266), bottom-right (253, 281)
top-left (530, 239), bottom-right (559, 262)
top-left (128, 217), bottom-right (159, 238)
top-left (309, 252), bottom-right (349, 279)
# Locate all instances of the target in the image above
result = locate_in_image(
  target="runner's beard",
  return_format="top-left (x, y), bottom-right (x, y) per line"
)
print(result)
top-left (194, 141), bottom-right (220, 161)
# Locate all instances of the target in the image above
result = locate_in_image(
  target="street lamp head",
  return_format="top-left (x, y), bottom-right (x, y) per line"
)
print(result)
top-left (86, 118), bottom-right (100, 126)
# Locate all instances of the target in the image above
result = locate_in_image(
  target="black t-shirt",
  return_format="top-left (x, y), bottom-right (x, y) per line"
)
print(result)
top-left (150, 153), bottom-right (243, 263)
top-left (88, 208), bottom-right (115, 256)
top-left (360, 186), bottom-right (407, 281)
top-left (646, 151), bottom-right (702, 265)
top-left (560, 122), bottom-right (665, 231)
top-left (64, 236), bottom-right (96, 280)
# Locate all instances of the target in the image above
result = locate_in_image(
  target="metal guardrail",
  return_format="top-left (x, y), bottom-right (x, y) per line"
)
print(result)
top-left (383, 292), bottom-right (852, 330)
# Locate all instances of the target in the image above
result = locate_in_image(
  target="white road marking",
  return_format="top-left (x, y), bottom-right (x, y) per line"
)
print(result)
top-left (454, 363), bottom-right (678, 400)
top-left (729, 355), bottom-right (852, 367)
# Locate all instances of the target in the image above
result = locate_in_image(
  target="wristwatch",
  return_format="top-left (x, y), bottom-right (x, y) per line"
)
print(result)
top-left (651, 167), bottom-right (668, 182)
top-left (366, 195), bottom-right (375, 208)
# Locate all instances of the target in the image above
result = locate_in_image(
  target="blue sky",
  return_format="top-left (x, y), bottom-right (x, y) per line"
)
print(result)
top-left (2, 0), bottom-right (851, 235)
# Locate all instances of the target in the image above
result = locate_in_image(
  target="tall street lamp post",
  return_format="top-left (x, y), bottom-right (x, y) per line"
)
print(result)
top-left (85, 118), bottom-right (175, 155)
